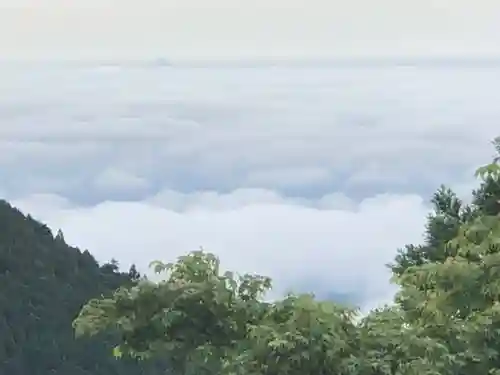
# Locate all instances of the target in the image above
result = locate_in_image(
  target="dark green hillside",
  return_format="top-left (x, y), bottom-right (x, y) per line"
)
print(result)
top-left (0, 200), bottom-right (160, 375)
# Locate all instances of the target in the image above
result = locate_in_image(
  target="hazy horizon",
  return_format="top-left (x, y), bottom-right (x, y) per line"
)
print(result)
top-left (3, 56), bottom-right (500, 66)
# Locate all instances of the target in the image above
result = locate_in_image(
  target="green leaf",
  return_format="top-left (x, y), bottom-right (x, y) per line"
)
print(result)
top-left (113, 345), bottom-right (123, 359)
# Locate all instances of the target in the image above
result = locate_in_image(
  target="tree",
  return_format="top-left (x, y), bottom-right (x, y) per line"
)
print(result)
top-left (127, 264), bottom-right (141, 281)
top-left (101, 258), bottom-right (119, 274)
top-left (392, 154), bottom-right (500, 375)
top-left (232, 293), bottom-right (359, 375)
top-left (354, 306), bottom-right (453, 375)
top-left (0, 200), bottom-right (162, 375)
top-left (73, 251), bottom-right (273, 375)
top-left (390, 186), bottom-right (472, 277)
top-left (55, 229), bottom-right (66, 243)
top-left (74, 250), bottom-right (364, 375)
top-left (391, 137), bottom-right (500, 277)
top-left (473, 136), bottom-right (500, 216)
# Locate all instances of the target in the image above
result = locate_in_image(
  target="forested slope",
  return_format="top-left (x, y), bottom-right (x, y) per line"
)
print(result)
top-left (0, 200), bottom-right (161, 375)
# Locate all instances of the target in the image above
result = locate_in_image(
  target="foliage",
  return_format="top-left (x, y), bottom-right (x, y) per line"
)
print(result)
top-left (391, 139), bottom-right (500, 375)
top-left (231, 293), bottom-right (359, 375)
top-left (75, 249), bottom-right (364, 375)
top-left (0, 201), bottom-right (162, 375)
top-left (74, 251), bottom-right (273, 375)
top-left (355, 306), bottom-right (454, 375)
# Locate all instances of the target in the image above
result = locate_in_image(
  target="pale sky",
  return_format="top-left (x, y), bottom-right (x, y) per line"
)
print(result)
top-left (1, 0), bottom-right (500, 60)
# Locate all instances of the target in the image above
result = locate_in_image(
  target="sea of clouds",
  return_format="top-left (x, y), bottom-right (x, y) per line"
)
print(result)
top-left (2, 60), bottom-right (500, 311)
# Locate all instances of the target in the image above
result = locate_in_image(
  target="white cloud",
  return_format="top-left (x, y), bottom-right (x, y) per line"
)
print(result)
top-left (0, 62), bottom-right (497, 202)
top-left (147, 188), bottom-right (290, 211)
top-left (245, 167), bottom-right (332, 189)
top-left (93, 168), bottom-right (150, 194)
top-left (11, 190), bottom-right (428, 311)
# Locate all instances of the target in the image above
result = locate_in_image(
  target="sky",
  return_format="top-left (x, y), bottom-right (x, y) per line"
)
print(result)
top-left (2, 61), bottom-right (500, 312)
top-left (1, 0), bottom-right (500, 311)
top-left (1, 0), bottom-right (500, 60)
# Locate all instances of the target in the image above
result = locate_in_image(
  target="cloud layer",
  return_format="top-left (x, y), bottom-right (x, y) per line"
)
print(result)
top-left (12, 190), bottom-right (429, 311)
top-left (1, 62), bottom-right (497, 203)
top-left (3, 61), bottom-right (499, 310)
